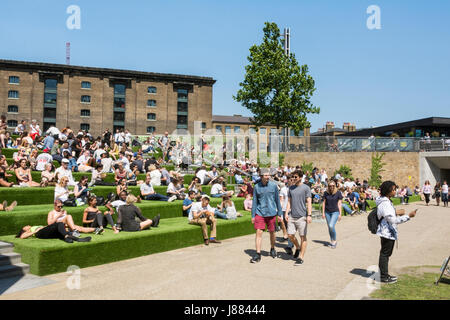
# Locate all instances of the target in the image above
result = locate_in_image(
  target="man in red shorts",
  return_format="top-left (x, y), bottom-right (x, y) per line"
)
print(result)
top-left (250, 168), bottom-right (283, 263)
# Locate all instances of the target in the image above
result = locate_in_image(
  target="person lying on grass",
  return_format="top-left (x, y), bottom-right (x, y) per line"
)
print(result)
top-left (83, 196), bottom-right (119, 235)
top-left (47, 199), bottom-right (96, 235)
top-left (116, 194), bottom-right (160, 232)
top-left (0, 200), bottom-right (17, 212)
top-left (16, 222), bottom-right (91, 243)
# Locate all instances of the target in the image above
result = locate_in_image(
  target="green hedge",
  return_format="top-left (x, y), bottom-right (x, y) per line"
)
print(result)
top-left (0, 212), bottom-right (254, 276)
top-left (0, 185), bottom-right (213, 206)
top-left (0, 196), bottom-right (245, 236)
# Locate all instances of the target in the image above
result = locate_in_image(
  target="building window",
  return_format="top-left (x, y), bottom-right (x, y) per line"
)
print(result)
top-left (148, 87), bottom-right (157, 94)
top-left (44, 93), bottom-right (57, 105)
top-left (225, 126), bottom-right (231, 134)
top-left (147, 113), bottom-right (156, 121)
top-left (81, 95), bottom-right (91, 103)
top-left (7, 120), bottom-right (18, 128)
top-left (250, 127), bottom-right (256, 135)
top-left (81, 81), bottom-right (91, 89)
top-left (81, 109), bottom-right (91, 117)
top-left (260, 128), bottom-right (267, 135)
top-left (216, 125), bottom-right (222, 133)
top-left (113, 83), bottom-right (126, 132)
top-left (43, 108), bottom-right (57, 119)
top-left (290, 129), bottom-right (304, 137)
top-left (9, 76), bottom-right (20, 84)
top-left (234, 126), bottom-right (241, 134)
top-left (8, 90), bottom-right (19, 99)
top-left (44, 79), bottom-right (58, 89)
top-left (147, 126), bottom-right (156, 134)
top-left (80, 123), bottom-right (90, 131)
top-left (202, 122), bottom-right (207, 130)
top-left (177, 89), bottom-right (189, 129)
top-left (147, 100), bottom-right (157, 107)
top-left (7, 105), bottom-right (18, 113)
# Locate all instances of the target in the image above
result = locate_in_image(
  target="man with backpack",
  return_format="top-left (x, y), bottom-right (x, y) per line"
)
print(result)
top-left (368, 181), bottom-right (418, 284)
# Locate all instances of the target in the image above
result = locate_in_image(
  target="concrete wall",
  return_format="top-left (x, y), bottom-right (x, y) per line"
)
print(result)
top-left (284, 152), bottom-right (420, 188)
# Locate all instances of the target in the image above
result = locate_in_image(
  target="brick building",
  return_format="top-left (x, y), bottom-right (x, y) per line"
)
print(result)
top-left (0, 59), bottom-right (216, 137)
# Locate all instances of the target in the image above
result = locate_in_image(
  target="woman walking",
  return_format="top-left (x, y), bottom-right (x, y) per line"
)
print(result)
top-left (321, 180), bottom-right (342, 249)
top-left (422, 180), bottom-right (432, 206)
top-left (442, 181), bottom-right (449, 207)
top-left (434, 182), bottom-right (441, 206)
top-left (376, 181), bottom-right (417, 284)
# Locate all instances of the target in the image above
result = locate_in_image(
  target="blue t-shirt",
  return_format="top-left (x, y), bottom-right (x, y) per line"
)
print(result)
top-left (183, 198), bottom-right (193, 216)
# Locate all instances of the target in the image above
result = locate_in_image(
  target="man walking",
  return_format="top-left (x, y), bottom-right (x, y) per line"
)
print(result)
top-left (285, 170), bottom-right (312, 266)
top-left (250, 168), bottom-right (283, 263)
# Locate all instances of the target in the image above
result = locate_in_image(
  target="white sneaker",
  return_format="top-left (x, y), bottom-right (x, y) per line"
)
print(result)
top-left (168, 195), bottom-right (177, 202)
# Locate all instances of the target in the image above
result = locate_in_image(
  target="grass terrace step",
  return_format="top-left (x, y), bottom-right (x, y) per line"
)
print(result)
top-left (0, 212), bottom-right (254, 276)
top-left (0, 197), bottom-right (245, 236)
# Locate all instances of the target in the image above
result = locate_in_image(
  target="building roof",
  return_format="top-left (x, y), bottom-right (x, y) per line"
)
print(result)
top-left (0, 59), bottom-right (216, 86)
top-left (212, 115), bottom-right (254, 125)
top-left (347, 117), bottom-right (450, 136)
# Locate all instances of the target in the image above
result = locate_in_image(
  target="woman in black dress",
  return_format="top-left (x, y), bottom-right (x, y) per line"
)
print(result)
top-left (116, 195), bottom-right (160, 232)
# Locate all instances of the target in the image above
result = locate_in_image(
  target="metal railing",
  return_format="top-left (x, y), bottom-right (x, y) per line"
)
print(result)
top-left (132, 135), bottom-right (450, 153)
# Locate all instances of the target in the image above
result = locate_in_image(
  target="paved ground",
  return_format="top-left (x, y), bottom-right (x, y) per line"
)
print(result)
top-left (1, 202), bottom-right (449, 300)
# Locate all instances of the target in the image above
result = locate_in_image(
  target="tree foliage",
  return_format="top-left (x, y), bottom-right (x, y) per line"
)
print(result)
top-left (233, 22), bottom-right (320, 134)
top-left (334, 165), bottom-right (353, 180)
top-left (369, 152), bottom-right (386, 188)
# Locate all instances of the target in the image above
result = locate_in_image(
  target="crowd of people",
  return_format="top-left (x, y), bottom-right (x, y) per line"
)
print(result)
top-left (0, 120), bottom-right (445, 282)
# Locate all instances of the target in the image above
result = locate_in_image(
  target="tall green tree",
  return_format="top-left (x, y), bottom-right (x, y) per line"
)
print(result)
top-left (234, 22), bottom-right (319, 134)
top-left (369, 152), bottom-right (386, 188)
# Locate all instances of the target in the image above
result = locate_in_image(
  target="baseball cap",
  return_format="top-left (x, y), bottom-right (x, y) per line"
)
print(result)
top-left (201, 195), bottom-right (210, 201)
top-left (62, 159), bottom-right (69, 164)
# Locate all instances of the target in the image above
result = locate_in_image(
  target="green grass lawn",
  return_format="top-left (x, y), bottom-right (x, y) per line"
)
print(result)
top-left (370, 266), bottom-right (450, 300)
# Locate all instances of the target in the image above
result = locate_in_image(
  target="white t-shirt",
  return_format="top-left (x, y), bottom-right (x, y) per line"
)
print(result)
top-left (111, 200), bottom-right (126, 211)
top-left (211, 183), bottom-right (224, 195)
top-left (167, 182), bottom-right (177, 194)
top-left (46, 127), bottom-right (61, 136)
top-left (35, 153), bottom-right (53, 171)
top-left (196, 170), bottom-right (207, 184)
top-left (54, 185), bottom-right (69, 202)
top-left (280, 186), bottom-right (289, 211)
top-left (344, 181), bottom-right (356, 189)
top-left (442, 184), bottom-right (449, 194)
top-left (55, 167), bottom-right (76, 186)
top-left (189, 202), bottom-right (213, 221)
top-left (140, 183), bottom-right (154, 196)
top-left (150, 170), bottom-right (162, 186)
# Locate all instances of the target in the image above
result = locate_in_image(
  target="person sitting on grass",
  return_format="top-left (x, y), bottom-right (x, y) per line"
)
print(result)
top-left (82, 196), bottom-right (119, 235)
top-left (89, 164), bottom-right (115, 187)
top-left (14, 159), bottom-right (41, 187)
top-left (40, 163), bottom-right (56, 187)
top-left (116, 194), bottom-right (160, 232)
top-left (214, 196), bottom-right (241, 220)
top-left (188, 195), bottom-right (221, 246)
top-left (47, 200), bottom-right (96, 235)
top-left (182, 191), bottom-right (196, 217)
top-left (210, 176), bottom-right (234, 198)
top-left (140, 175), bottom-right (176, 202)
top-left (16, 222), bottom-right (91, 243)
top-left (244, 193), bottom-right (253, 212)
top-left (0, 200), bottom-right (18, 212)
top-left (74, 176), bottom-right (91, 204)
top-left (0, 163), bottom-right (14, 187)
top-left (188, 177), bottom-right (203, 196)
top-left (167, 178), bottom-right (186, 200)
top-left (55, 158), bottom-right (77, 186)
top-left (114, 162), bottom-right (128, 185)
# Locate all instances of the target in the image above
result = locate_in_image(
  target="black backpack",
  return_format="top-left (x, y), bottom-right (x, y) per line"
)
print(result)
top-left (367, 207), bottom-right (381, 234)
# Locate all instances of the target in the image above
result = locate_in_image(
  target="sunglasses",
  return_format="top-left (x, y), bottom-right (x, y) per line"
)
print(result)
top-left (56, 205), bottom-right (63, 208)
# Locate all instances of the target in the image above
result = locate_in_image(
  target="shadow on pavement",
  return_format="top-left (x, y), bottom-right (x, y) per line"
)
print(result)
top-left (244, 248), bottom-right (294, 261)
top-left (312, 240), bottom-right (331, 247)
top-left (350, 268), bottom-right (376, 279)
top-left (0, 276), bottom-right (23, 295)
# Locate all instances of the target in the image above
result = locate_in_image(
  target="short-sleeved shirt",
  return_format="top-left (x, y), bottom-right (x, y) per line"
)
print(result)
top-left (35, 153), bottom-right (54, 171)
top-left (323, 191), bottom-right (343, 213)
top-left (189, 202), bottom-right (213, 221)
top-left (183, 198), bottom-right (193, 217)
top-left (288, 184), bottom-right (312, 218)
top-left (140, 183), bottom-right (154, 195)
top-left (280, 186), bottom-right (289, 211)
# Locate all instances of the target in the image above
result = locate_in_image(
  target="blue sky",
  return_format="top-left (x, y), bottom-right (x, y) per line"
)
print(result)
top-left (1, 0), bottom-right (449, 132)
